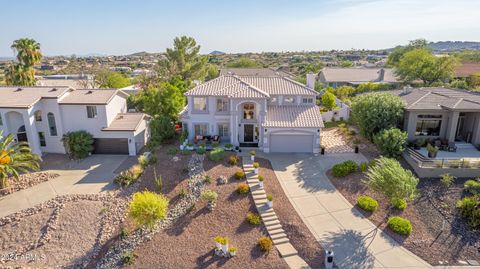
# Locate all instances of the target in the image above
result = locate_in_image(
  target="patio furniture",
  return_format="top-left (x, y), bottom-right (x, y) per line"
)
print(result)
top-left (194, 135), bottom-right (220, 144)
top-left (435, 140), bottom-right (447, 151)
top-left (447, 142), bottom-right (457, 152)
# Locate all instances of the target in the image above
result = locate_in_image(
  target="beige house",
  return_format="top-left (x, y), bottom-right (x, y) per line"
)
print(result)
top-left (180, 75), bottom-right (324, 153)
top-left (318, 67), bottom-right (399, 88)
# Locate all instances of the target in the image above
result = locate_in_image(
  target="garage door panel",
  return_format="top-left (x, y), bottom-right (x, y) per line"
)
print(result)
top-left (93, 138), bottom-right (129, 155)
top-left (270, 134), bottom-right (313, 153)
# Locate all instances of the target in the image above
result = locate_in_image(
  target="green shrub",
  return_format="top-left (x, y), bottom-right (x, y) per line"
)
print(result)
top-left (201, 189), bottom-right (218, 209)
top-left (204, 175), bottom-right (212, 184)
top-left (228, 155), bottom-right (239, 165)
top-left (138, 155), bottom-right (149, 168)
top-left (149, 115), bottom-right (175, 146)
top-left (237, 183), bottom-right (250, 194)
top-left (357, 196), bottom-right (378, 212)
top-left (387, 216), bottom-right (412, 236)
top-left (250, 150), bottom-right (256, 156)
top-left (365, 157), bottom-right (418, 207)
top-left (167, 148), bottom-right (177, 155)
top-left (253, 162), bottom-right (260, 168)
top-left (266, 194), bottom-right (273, 201)
top-left (208, 148), bottom-right (225, 162)
top-left (258, 175), bottom-right (264, 182)
top-left (332, 160), bottom-right (358, 177)
top-left (119, 227), bottom-right (129, 239)
top-left (114, 170), bottom-right (137, 187)
top-left (440, 173), bottom-right (455, 188)
top-left (456, 195), bottom-right (480, 228)
top-left (181, 150), bottom-right (191, 155)
top-left (258, 236), bottom-right (273, 252)
top-left (464, 179), bottom-right (480, 195)
top-left (121, 251), bottom-right (136, 265)
top-left (61, 131), bottom-right (94, 159)
top-left (392, 198), bottom-right (407, 210)
top-left (130, 164), bottom-right (144, 179)
top-left (235, 170), bottom-right (245, 179)
top-left (196, 148), bottom-right (206, 155)
top-left (149, 155), bottom-right (158, 164)
top-left (373, 128), bottom-right (408, 158)
top-left (129, 191), bottom-right (169, 230)
top-left (246, 212), bottom-right (262, 225)
top-left (359, 162), bottom-right (368, 172)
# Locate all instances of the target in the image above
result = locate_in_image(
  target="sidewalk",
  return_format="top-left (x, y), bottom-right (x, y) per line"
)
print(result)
top-left (265, 152), bottom-right (431, 269)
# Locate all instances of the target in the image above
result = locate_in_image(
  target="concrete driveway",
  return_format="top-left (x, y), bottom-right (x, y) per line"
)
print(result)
top-left (0, 154), bottom-right (129, 218)
top-left (264, 152), bottom-right (431, 269)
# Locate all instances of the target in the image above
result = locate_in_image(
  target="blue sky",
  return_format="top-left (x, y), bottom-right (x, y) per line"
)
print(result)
top-left (1, 0), bottom-right (479, 56)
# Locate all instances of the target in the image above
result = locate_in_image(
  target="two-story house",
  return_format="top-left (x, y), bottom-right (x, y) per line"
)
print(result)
top-left (0, 86), bottom-right (149, 156)
top-left (180, 75), bottom-right (324, 153)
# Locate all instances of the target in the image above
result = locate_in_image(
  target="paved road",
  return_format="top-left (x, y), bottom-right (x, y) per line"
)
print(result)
top-left (263, 152), bottom-right (431, 269)
top-left (0, 154), bottom-right (128, 218)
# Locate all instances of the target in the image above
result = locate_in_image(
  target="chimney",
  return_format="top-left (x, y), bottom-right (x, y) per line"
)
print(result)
top-left (306, 72), bottom-right (316, 89)
top-left (403, 85), bottom-right (412, 94)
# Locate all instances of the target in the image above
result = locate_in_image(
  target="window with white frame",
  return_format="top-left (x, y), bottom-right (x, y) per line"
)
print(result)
top-left (34, 111), bottom-right (42, 121)
top-left (194, 124), bottom-right (208, 136)
top-left (193, 97), bottom-right (207, 112)
top-left (283, 96), bottom-right (295, 104)
top-left (302, 97), bottom-right (314, 104)
top-left (269, 97), bottom-right (278, 104)
top-left (47, 112), bottom-right (57, 136)
top-left (216, 98), bottom-right (229, 112)
top-left (38, 132), bottom-right (46, 147)
top-left (218, 123), bottom-right (229, 138)
top-left (87, 106), bottom-right (97, 118)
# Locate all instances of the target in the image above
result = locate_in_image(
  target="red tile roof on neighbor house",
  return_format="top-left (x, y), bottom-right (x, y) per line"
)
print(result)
top-left (455, 63), bottom-right (480, 78)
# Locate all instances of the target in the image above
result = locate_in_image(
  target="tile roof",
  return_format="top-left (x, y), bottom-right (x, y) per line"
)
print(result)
top-left (386, 87), bottom-right (480, 111)
top-left (455, 63), bottom-right (480, 78)
top-left (185, 75), bottom-right (317, 97)
top-left (264, 105), bottom-right (324, 128)
top-left (0, 86), bottom-right (71, 108)
top-left (59, 89), bottom-right (125, 105)
top-left (220, 68), bottom-right (293, 77)
top-left (320, 68), bottom-right (399, 83)
top-left (102, 113), bottom-right (149, 131)
top-left (36, 78), bottom-right (95, 89)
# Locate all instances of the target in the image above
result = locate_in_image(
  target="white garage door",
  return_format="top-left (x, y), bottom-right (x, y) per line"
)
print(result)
top-left (270, 134), bottom-right (313, 153)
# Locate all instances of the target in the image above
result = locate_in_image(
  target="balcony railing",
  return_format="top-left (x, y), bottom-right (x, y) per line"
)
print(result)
top-left (405, 147), bottom-right (480, 169)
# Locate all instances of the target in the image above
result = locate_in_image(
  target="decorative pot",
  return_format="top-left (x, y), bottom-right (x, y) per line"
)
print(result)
top-left (267, 201), bottom-right (273, 208)
top-left (180, 145), bottom-right (185, 150)
top-left (259, 181), bottom-right (264, 188)
top-left (229, 251), bottom-right (236, 257)
top-left (251, 155), bottom-right (255, 161)
top-left (187, 146), bottom-right (194, 151)
top-left (254, 168), bottom-right (258, 174)
top-left (428, 151), bottom-right (437, 158)
top-left (215, 242), bottom-right (221, 249)
top-left (221, 244), bottom-right (229, 253)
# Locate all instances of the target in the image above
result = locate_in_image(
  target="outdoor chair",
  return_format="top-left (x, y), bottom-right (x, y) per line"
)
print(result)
top-left (447, 142), bottom-right (457, 152)
top-left (435, 140), bottom-right (447, 151)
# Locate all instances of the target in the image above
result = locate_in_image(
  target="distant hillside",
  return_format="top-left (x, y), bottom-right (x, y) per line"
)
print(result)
top-left (210, 50), bottom-right (225, 55)
top-left (428, 41), bottom-right (480, 51)
top-left (128, 51), bottom-right (151, 57)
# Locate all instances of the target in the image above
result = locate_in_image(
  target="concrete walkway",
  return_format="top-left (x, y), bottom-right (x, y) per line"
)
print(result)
top-left (241, 154), bottom-right (310, 269)
top-left (264, 152), bottom-right (432, 269)
top-left (0, 154), bottom-right (128, 218)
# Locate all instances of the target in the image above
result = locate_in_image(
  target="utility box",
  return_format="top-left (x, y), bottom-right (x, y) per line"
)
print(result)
top-left (325, 250), bottom-right (334, 269)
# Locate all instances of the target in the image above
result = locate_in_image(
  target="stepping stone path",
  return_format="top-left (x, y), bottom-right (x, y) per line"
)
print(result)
top-left (241, 156), bottom-right (310, 269)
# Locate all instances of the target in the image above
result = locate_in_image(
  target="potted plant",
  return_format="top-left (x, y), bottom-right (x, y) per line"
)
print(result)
top-left (199, 143), bottom-right (206, 149)
top-left (266, 194), bottom-right (273, 208)
top-left (229, 247), bottom-right (237, 257)
top-left (212, 142), bottom-right (220, 148)
top-left (426, 143), bottom-right (438, 158)
top-left (186, 143), bottom-right (194, 151)
top-left (219, 237), bottom-right (229, 253)
top-left (224, 143), bottom-right (233, 151)
top-left (250, 150), bottom-right (256, 161)
top-left (258, 175), bottom-right (264, 188)
top-left (415, 139), bottom-right (425, 150)
top-left (253, 162), bottom-right (260, 174)
top-left (214, 236), bottom-right (223, 249)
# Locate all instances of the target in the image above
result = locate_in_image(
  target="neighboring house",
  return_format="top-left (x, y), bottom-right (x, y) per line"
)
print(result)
top-left (454, 62), bottom-right (480, 79)
top-left (36, 74), bottom-right (95, 89)
top-left (0, 86), bottom-right (150, 156)
top-left (386, 87), bottom-right (480, 145)
top-left (180, 75), bottom-right (324, 153)
top-left (318, 67), bottom-right (399, 88)
top-left (219, 68), bottom-right (293, 78)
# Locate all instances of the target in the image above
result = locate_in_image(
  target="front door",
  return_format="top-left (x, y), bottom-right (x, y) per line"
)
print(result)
top-left (244, 124), bottom-right (254, 142)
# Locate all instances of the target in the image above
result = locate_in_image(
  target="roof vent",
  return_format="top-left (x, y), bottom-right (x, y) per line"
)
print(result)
top-left (49, 88), bottom-right (57, 92)
top-left (15, 88), bottom-right (22, 92)
top-left (118, 115), bottom-right (124, 120)
top-left (86, 90), bottom-right (93, 94)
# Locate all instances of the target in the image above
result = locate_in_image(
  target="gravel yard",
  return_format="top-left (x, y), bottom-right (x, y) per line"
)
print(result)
top-left (0, 172), bottom-right (59, 198)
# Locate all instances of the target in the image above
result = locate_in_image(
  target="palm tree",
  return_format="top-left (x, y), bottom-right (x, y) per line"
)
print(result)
top-left (11, 38), bottom-right (42, 67)
top-left (0, 131), bottom-right (41, 189)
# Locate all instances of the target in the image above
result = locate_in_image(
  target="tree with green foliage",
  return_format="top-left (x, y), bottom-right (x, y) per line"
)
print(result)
top-left (94, 69), bottom-right (131, 88)
top-left (129, 191), bottom-right (169, 230)
top-left (5, 38), bottom-right (42, 86)
top-left (134, 81), bottom-right (184, 120)
top-left (340, 61), bottom-right (353, 68)
top-left (333, 86), bottom-right (355, 102)
top-left (373, 128), bottom-right (408, 158)
top-left (61, 131), bottom-right (94, 159)
top-left (205, 64), bottom-right (219, 81)
top-left (395, 48), bottom-right (457, 85)
top-left (365, 157), bottom-right (419, 207)
top-left (387, 39), bottom-right (428, 66)
top-left (0, 131), bottom-right (41, 189)
top-left (351, 93), bottom-right (405, 140)
top-left (321, 91), bottom-right (337, 110)
top-left (149, 115), bottom-right (176, 146)
top-left (156, 36), bottom-right (208, 89)
top-left (227, 57), bottom-right (260, 68)
top-left (467, 73), bottom-right (480, 89)
top-left (449, 79), bottom-right (469, 89)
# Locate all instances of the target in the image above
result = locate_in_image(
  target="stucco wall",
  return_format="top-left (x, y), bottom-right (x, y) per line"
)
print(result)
top-left (60, 104), bottom-right (109, 137)
top-left (105, 95), bottom-right (127, 125)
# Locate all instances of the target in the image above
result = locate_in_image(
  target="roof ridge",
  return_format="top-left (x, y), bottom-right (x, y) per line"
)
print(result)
top-left (282, 77), bottom-right (319, 94)
top-left (232, 76), bottom-right (270, 97)
top-left (452, 98), bottom-right (464, 109)
top-left (407, 90), bottom-right (431, 109)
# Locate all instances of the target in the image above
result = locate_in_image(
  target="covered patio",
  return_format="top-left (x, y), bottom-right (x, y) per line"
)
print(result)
top-left (415, 143), bottom-right (480, 159)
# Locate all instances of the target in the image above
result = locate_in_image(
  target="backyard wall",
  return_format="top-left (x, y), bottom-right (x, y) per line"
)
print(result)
top-left (321, 100), bottom-right (350, 122)
top-left (403, 153), bottom-right (480, 178)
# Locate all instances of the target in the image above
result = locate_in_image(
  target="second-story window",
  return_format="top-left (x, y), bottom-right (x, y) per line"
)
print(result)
top-left (216, 98), bottom-right (229, 112)
top-left (47, 113), bottom-right (57, 136)
top-left (302, 97), bottom-right (314, 104)
top-left (284, 96), bottom-right (295, 104)
top-left (243, 103), bottom-right (255, 120)
top-left (34, 111), bottom-right (42, 121)
top-left (193, 97), bottom-right (207, 112)
top-left (87, 106), bottom-right (97, 118)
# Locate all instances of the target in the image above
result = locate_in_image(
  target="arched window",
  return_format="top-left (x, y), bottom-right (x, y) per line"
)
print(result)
top-left (243, 103), bottom-right (255, 120)
top-left (47, 113), bottom-right (57, 136)
top-left (17, 125), bottom-right (28, 142)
